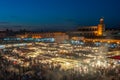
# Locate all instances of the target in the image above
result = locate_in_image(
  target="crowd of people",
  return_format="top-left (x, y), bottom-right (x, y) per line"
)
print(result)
top-left (0, 43), bottom-right (120, 80)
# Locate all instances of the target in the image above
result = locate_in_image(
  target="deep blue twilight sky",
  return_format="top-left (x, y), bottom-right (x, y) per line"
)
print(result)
top-left (0, 0), bottom-right (120, 31)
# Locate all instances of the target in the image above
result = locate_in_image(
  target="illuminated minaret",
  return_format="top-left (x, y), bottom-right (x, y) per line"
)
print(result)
top-left (97, 17), bottom-right (105, 36)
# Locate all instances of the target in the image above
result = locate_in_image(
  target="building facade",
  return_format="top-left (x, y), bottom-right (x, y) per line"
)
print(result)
top-left (16, 32), bottom-right (69, 43)
top-left (68, 18), bottom-right (105, 39)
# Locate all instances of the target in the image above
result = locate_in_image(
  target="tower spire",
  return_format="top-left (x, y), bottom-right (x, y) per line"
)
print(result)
top-left (97, 17), bottom-right (105, 36)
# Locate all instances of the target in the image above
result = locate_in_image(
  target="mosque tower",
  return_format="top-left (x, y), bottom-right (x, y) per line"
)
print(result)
top-left (97, 17), bottom-right (105, 36)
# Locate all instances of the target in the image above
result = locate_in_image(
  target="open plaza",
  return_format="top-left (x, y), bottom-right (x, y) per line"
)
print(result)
top-left (0, 41), bottom-right (120, 80)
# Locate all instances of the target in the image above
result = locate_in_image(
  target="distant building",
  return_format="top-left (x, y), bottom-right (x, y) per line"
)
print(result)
top-left (66, 18), bottom-right (120, 43)
top-left (97, 18), bottom-right (105, 36)
top-left (16, 32), bottom-right (69, 43)
top-left (17, 32), bottom-right (42, 38)
top-left (68, 18), bottom-right (105, 39)
top-left (53, 32), bottom-right (69, 43)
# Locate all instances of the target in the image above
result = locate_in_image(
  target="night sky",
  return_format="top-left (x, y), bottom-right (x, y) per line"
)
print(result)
top-left (0, 0), bottom-right (120, 31)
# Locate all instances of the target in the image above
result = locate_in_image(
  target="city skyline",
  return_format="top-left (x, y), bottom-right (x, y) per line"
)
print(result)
top-left (0, 0), bottom-right (120, 30)
top-left (0, 1), bottom-right (120, 79)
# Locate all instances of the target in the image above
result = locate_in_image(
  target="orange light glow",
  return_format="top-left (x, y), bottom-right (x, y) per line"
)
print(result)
top-left (97, 24), bottom-right (103, 36)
